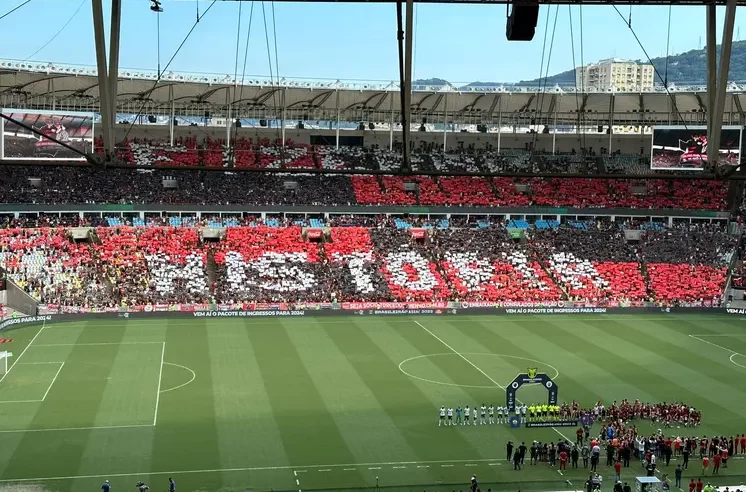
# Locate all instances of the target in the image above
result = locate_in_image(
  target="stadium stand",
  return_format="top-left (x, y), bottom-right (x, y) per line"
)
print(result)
top-left (0, 165), bottom-right (729, 211)
top-left (0, 220), bottom-right (734, 307)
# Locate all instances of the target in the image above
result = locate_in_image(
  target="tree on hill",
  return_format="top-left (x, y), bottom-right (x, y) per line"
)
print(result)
top-left (517, 40), bottom-right (746, 87)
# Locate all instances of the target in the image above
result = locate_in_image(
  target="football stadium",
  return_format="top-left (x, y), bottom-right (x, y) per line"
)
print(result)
top-left (1, 0), bottom-right (746, 492)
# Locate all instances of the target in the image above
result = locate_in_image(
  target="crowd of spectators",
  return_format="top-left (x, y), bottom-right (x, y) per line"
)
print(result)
top-left (0, 219), bottom-right (734, 308)
top-left (0, 140), bottom-right (730, 210)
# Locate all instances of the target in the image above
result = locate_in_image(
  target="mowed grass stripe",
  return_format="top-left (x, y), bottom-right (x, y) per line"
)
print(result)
top-left (0, 323), bottom-right (51, 479)
top-left (507, 318), bottom-right (659, 402)
top-left (322, 318), bottom-right (486, 463)
top-left (150, 319), bottom-right (222, 491)
top-left (384, 319), bottom-right (522, 460)
top-left (287, 319), bottom-right (421, 463)
top-left (246, 320), bottom-right (361, 470)
top-left (469, 318), bottom-right (606, 406)
top-left (208, 322), bottom-right (291, 481)
top-left (0, 321), bottom-right (128, 480)
top-left (641, 316), bottom-right (746, 372)
top-left (422, 318), bottom-right (587, 452)
top-left (598, 319), bottom-right (746, 424)
top-left (551, 318), bottom-right (731, 408)
top-left (358, 318), bottom-right (513, 461)
top-left (67, 322), bottom-right (168, 492)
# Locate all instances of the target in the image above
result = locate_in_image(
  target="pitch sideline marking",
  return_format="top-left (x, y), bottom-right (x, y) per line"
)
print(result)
top-left (0, 458), bottom-right (507, 484)
top-left (0, 321), bottom-right (46, 385)
top-left (153, 342), bottom-right (166, 426)
top-left (688, 335), bottom-right (746, 370)
top-left (413, 320), bottom-right (572, 443)
top-left (398, 352), bottom-right (560, 390)
top-left (159, 362), bottom-right (196, 393)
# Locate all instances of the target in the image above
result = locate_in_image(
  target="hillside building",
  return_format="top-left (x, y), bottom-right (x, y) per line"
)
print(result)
top-left (575, 59), bottom-right (655, 91)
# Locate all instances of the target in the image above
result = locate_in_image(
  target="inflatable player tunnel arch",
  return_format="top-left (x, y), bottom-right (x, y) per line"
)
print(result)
top-left (505, 369), bottom-right (558, 412)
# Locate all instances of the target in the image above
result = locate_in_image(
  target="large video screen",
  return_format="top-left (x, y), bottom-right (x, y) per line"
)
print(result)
top-left (1, 110), bottom-right (94, 161)
top-left (651, 125), bottom-right (742, 170)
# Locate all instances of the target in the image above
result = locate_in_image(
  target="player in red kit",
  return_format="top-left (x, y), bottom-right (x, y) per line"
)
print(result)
top-left (712, 453), bottom-right (721, 474)
top-left (702, 456), bottom-right (709, 475)
top-left (559, 450), bottom-right (568, 471)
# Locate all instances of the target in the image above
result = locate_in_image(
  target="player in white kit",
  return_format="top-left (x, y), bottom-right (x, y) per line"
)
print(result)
top-left (447, 407), bottom-right (454, 425)
top-left (488, 405), bottom-right (495, 424)
top-left (497, 405), bottom-right (504, 424)
top-left (480, 404), bottom-right (487, 425)
top-left (439, 406), bottom-right (446, 426)
top-left (464, 406), bottom-right (470, 425)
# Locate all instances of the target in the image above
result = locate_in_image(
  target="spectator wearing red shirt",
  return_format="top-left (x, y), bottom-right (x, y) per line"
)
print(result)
top-left (740, 435), bottom-right (745, 454)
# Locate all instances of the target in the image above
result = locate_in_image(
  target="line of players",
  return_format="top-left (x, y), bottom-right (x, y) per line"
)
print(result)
top-left (438, 404), bottom-right (528, 425)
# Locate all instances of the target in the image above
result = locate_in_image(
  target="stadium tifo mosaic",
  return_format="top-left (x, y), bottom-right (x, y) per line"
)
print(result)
top-left (0, 225), bottom-right (731, 307)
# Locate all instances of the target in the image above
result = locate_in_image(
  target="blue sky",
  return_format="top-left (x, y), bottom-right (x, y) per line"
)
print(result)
top-left (0, 0), bottom-right (744, 84)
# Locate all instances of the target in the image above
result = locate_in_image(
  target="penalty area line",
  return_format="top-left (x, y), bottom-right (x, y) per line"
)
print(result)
top-left (153, 342), bottom-right (166, 426)
top-left (0, 424), bottom-right (155, 434)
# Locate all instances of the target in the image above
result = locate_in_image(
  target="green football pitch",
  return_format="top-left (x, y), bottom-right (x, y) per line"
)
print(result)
top-left (0, 314), bottom-right (745, 492)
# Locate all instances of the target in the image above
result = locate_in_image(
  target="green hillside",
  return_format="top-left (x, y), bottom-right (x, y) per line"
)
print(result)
top-left (415, 41), bottom-right (746, 89)
top-left (518, 40), bottom-right (746, 86)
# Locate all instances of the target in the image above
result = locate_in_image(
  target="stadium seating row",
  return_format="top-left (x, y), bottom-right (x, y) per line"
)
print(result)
top-left (0, 225), bottom-right (732, 307)
top-left (97, 138), bottom-right (645, 173)
top-left (0, 165), bottom-right (728, 210)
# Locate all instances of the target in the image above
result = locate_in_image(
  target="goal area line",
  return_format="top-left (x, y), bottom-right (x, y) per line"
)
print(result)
top-left (0, 337), bottom-right (165, 432)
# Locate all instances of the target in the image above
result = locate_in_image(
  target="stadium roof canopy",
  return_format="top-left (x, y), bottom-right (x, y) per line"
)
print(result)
top-left (2, 59), bottom-right (746, 125)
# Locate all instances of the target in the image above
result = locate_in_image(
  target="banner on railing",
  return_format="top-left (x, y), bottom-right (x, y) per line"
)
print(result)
top-left (341, 302), bottom-right (448, 310)
top-left (36, 299), bottom-right (720, 316)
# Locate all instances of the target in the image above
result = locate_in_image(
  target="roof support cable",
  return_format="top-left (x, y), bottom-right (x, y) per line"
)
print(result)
top-left (227, 0), bottom-right (244, 166)
top-left (119, 0), bottom-right (217, 149)
top-left (262, 1), bottom-right (284, 162)
top-left (530, 5), bottom-right (559, 161)
top-left (578, 3), bottom-right (587, 154)
top-left (568, 5), bottom-right (582, 151)
top-left (23, 0), bottom-right (85, 62)
top-left (665, 4), bottom-right (672, 88)
top-left (612, 5), bottom-right (686, 130)
top-left (0, 0), bottom-right (31, 22)
top-left (156, 7), bottom-right (162, 78)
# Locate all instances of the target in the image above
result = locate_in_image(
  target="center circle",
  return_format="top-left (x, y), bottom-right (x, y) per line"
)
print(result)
top-left (729, 353), bottom-right (746, 370)
top-left (398, 353), bottom-right (560, 389)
